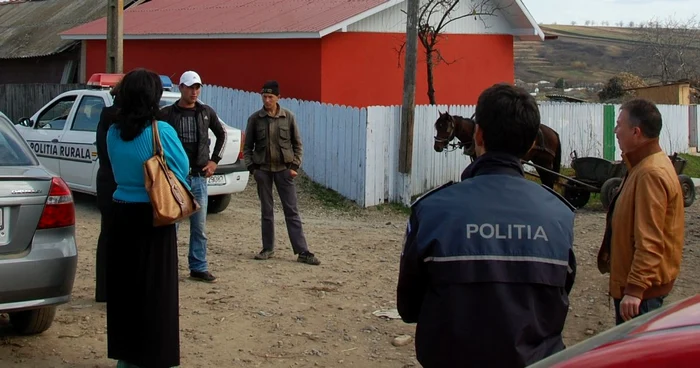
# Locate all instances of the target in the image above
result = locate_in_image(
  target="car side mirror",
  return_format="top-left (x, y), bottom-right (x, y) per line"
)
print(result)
top-left (17, 117), bottom-right (33, 127)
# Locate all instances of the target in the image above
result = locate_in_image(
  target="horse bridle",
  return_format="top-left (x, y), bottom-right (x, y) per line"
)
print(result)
top-left (434, 113), bottom-right (477, 154)
top-left (434, 114), bottom-right (456, 145)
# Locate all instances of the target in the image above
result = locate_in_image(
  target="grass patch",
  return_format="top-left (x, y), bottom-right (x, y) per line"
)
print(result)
top-left (524, 166), bottom-right (603, 209)
top-left (375, 202), bottom-right (412, 216)
top-left (296, 173), bottom-right (411, 217)
top-left (296, 173), bottom-right (357, 211)
top-left (679, 153), bottom-right (700, 178)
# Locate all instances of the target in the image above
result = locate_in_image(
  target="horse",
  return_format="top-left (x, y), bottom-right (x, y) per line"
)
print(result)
top-left (433, 111), bottom-right (562, 190)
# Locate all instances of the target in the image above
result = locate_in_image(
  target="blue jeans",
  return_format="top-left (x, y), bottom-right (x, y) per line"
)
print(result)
top-left (177, 175), bottom-right (208, 273)
top-left (614, 295), bottom-right (665, 325)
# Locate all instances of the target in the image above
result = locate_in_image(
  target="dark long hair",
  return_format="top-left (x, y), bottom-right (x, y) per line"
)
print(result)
top-left (114, 68), bottom-right (163, 141)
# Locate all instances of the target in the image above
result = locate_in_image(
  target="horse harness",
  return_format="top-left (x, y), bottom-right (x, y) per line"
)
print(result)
top-left (532, 129), bottom-right (556, 157)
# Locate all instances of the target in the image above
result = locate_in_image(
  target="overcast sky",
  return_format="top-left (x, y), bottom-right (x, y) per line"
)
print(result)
top-left (524, 0), bottom-right (698, 25)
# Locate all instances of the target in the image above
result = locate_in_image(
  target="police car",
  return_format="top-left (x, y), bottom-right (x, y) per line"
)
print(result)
top-left (13, 73), bottom-right (249, 214)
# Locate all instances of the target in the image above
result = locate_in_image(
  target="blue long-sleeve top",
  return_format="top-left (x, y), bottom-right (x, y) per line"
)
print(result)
top-left (107, 120), bottom-right (190, 203)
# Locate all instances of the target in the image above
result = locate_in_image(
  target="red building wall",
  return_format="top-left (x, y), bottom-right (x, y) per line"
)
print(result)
top-left (320, 32), bottom-right (514, 107)
top-left (85, 32), bottom-right (514, 107)
top-left (84, 39), bottom-right (323, 101)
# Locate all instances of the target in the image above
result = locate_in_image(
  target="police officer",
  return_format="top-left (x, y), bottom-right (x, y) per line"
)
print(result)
top-left (396, 83), bottom-right (577, 368)
top-left (94, 83), bottom-right (121, 303)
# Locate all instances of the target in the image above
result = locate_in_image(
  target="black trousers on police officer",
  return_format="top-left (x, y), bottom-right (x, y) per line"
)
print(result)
top-left (95, 201), bottom-right (111, 302)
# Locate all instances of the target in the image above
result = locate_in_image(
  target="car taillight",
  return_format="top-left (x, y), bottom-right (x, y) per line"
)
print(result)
top-left (238, 131), bottom-right (245, 160)
top-left (37, 177), bottom-right (75, 229)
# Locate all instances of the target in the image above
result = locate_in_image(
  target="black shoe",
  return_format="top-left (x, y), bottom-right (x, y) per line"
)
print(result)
top-left (297, 251), bottom-right (321, 265)
top-left (254, 249), bottom-right (275, 260)
top-left (190, 270), bottom-right (217, 282)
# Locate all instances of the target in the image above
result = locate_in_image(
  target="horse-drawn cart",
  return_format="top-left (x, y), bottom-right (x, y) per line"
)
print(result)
top-left (559, 151), bottom-right (626, 209)
top-left (526, 151), bottom-right (696, 210)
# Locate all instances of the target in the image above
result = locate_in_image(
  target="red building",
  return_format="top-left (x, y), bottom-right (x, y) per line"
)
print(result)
top-left (60, 0), bottom-right (544, 107)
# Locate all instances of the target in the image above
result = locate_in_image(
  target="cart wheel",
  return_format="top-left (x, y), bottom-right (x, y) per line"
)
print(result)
top-left (678, 174), bottom-right (695, 208)
top-left (600, 178), bottom-right (623, 211)
top-left (563, 185), bottom-right (591, 209)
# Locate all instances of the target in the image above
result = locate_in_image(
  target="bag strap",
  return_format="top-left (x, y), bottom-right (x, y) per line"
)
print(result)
top-left (151, 120), bottom-right (165, 158)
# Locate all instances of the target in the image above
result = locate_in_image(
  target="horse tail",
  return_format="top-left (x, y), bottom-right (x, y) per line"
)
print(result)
top-left (553, 131), bottom-right (562, 175)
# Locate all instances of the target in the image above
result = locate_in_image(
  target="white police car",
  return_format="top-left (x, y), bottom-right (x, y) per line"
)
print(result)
top-left (13, 73), bottom-right (249, 214)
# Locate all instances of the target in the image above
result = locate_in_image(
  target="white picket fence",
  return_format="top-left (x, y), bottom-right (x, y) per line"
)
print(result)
top-left (199, 85), bottom-right (699, 207)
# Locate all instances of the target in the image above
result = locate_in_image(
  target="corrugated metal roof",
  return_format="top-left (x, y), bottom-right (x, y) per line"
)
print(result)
top-left (0, 0), bottom-right (145, 59)
top-left (61, 0), bottom-right (391, 37)
top-left (0, 0), bottom-right (108, 58)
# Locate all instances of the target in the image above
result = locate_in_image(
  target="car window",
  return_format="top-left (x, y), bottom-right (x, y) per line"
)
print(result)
top-left (36, 96), bottom-right (77, 131)
top-left (72, 96), bottom-right (105, 132)
top-left (0, 116), bottom-right (38, 166)
top-left (159, 97), bottom-right (179, 107)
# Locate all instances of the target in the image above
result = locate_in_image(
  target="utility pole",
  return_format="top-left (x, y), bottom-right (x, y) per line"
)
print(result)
top-left (398, 0), bottom-right (419, 173)
top-left (106, 0), bottom-right (124, 73)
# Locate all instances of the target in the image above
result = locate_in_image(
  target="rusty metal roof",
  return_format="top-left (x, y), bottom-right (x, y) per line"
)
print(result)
top-left (61, 0), bottom-right (392, 38)
top-left (0, 0), bottom-right (146, 59)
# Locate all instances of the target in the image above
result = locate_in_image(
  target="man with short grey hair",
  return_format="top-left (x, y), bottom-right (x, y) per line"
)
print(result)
top-left (597, 98), bottom-right (685, 324)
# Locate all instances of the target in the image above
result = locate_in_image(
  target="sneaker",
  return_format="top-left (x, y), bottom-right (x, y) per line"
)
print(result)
top-left (297, 251), bottom-right (321, 265)
top-left (254, 249), bottom-right (275, 260)
top-left (190, 270), bottom-right (217, 282)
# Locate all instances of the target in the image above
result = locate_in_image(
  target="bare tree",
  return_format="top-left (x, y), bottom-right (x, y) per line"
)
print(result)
top-left (631, 16), bottom-right (700, 83)
top-left (396, 0), bottom-right (512, 104)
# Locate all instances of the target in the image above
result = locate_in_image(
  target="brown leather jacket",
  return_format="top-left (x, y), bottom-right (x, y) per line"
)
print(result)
top-left (243, 104), bottom-right (303, 173)
top-left (597, 138), bottom-right (685, 300)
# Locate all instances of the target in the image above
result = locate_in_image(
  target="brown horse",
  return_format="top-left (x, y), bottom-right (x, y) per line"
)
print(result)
top-left (433, 111), bottom-right (562, 190)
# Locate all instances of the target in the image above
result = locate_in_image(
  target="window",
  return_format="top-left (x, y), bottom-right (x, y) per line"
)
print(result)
top-left (35, 96), bottom-right (77, 131)
top-left (72, 96), bottom-right (106, 132)
top-left (159, 97), bottom-right (178, 107)
top-left (0, 115), bottom-right (38, 166)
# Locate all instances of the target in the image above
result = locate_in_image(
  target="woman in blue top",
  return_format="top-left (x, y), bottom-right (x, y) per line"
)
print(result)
top-left (105, 68), bottom-right (189, 368)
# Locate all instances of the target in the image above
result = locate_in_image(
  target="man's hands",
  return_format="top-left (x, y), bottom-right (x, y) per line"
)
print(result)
top-left (202, 160), bottom-right (217, 177)
top-left (619, 295), bottom-right (642, 321)
top-left (289, 169), bottom-right (298, 179)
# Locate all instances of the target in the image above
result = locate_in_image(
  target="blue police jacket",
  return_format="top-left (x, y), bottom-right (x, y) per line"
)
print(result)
top-left (397, 151), bottom-right (576, 368)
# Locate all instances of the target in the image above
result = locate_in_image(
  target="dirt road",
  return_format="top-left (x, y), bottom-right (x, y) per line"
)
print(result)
top-left (1, 177), bottom-right (699, 368)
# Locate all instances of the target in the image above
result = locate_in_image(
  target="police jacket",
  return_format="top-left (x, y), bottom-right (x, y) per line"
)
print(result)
top-left (95, 105), bottom-right (118, 211)
top-left (159, 101), bottom-right (227, 170)
top-left (397, 151), bottom-right (577, 368)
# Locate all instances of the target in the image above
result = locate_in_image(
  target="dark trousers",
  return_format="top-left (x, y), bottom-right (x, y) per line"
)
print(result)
top-left (254, 169), bottom-right (308, 254)
top-left (96, 204), bottom-right (111, 302)
top-left (614, 295), bottom-right (665, 325)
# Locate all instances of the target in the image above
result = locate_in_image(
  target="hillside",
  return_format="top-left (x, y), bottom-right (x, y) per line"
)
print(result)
top-left (514, 24), bottom-right (700, 97)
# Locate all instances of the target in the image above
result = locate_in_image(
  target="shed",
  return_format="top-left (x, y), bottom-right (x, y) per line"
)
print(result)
top-left (626, 82), bottom-right (693, 105)
top-left (0, 0), bottom-right (144, 84)
top-left (60, 0), bottom-right (545, 107)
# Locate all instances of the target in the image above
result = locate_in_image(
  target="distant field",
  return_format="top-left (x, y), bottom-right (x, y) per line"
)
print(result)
top-left (514, 24), bottom-right (698, 86)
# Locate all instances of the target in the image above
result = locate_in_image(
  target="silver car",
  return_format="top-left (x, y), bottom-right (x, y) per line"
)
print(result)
top-left (0, 111), bottom-right (78, 335)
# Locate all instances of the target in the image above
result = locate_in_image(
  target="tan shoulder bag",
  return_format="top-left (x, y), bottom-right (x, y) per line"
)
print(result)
top-left (144, 120), bottom-right (201, 226)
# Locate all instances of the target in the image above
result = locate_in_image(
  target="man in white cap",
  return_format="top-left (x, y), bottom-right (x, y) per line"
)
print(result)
top-left (159, 70), bottom-right (227, 282)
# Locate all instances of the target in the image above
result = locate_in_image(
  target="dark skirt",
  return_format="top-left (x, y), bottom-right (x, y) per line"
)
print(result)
top-left (106, 200), bottom-right (180, 368)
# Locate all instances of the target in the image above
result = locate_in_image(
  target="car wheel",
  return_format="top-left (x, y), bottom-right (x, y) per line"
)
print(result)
top-left (207, 194), bottom-right (231, 214)
top-left (678, 174), bottom-right (695, 208)
top-left (9, 306), bottom-right (57, 335)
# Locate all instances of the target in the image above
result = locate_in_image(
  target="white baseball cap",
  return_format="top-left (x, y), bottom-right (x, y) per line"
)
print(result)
top-left (179, 71), bottom-right (202, 86)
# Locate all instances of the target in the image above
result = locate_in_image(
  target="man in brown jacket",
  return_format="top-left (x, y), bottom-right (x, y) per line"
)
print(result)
top-left (597, 98), bottom-right (684, 325)
top-left (244, 80), bottom-right (320, 265)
